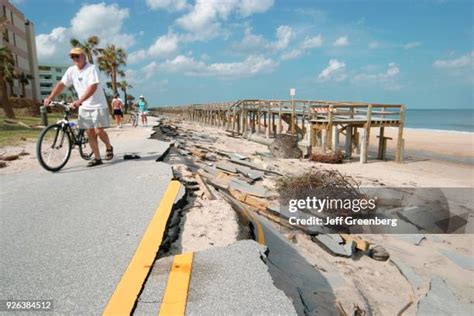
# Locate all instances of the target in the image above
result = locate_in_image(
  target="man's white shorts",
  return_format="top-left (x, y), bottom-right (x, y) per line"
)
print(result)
top-left (78, 107), bottom-right (110, 129)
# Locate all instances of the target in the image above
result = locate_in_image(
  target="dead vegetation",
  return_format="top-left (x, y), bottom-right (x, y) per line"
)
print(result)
top-left (309, 150), bottom-right (344, 164)
top-left (275, 169), bottom-right (375, 216)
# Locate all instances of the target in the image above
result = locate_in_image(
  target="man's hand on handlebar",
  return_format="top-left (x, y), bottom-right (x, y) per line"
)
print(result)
top-left (70, 100), bottom-right (81, 110)
top-left (43, 97), bottom-right (52, 107)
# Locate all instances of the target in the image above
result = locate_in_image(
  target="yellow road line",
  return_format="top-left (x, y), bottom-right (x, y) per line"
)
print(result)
top-left (103, 180), bottom-right (182, 316)
top-left (247, 211), bottom-right (265, 245)
top-left (159, 252), bottom-right (194, 316)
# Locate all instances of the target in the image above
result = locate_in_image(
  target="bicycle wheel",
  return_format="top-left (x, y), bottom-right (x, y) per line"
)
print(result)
top-left (77, 130), bottom-right (92, 160)
top-left (36, 124), bottom-right (72, 172)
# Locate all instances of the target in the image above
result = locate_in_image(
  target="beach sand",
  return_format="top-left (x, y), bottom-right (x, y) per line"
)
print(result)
top-left (371, 127), bottom-right (474, 162)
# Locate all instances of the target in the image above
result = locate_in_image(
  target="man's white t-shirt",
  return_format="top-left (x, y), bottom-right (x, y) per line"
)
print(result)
top-left (61, 63), bottom-right (107, 110)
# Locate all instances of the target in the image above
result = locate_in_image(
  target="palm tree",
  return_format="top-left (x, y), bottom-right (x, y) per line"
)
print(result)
top-left (70, 35), bottom-right (100, 64)
top-left (119, 80), bottom-right (132, 113)
top-left (0, 47), bottom-right (16, 118)
top-left (19, 72), bottom-right (33, 97)
top-left (97, 44), bottom-right (127, 95)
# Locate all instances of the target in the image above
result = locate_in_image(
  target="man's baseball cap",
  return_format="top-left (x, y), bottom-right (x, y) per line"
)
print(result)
top-left (69, 47), bottom-right (84, 56)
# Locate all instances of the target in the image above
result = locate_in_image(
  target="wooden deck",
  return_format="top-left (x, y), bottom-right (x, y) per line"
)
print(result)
top-left (156, 99), bottom-right (405, 164)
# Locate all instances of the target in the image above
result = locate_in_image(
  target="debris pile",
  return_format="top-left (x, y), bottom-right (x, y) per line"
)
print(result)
top-left (275, 169), bottom-right (374, 216)
top-left (268, 134), bottom-right (302, 158)
top-left (309, 150), bottom-right (344, 164)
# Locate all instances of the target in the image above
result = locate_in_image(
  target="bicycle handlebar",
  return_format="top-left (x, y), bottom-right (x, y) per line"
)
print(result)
top-left (48, 101), bottom-right (71, 111)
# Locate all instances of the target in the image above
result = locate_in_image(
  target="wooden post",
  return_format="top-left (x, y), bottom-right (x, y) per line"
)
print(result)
top-left (395, 105), bottom-right (405, 163)
top-left (291, 98), bottom-right (295, 134)
top-left (321, 129), bottom-right (327, 153)
top-left (272, 113), bottom-right (276, 137)
top-left (327, 107), bottom-right (333, 150)
top-left (278, 102), bottom-right (283, 134)
top-left (302, 102), bottom-right (306, 140)
top-left (364, 104), bottom-right (373, 162)
top-left (360, 129), bottom-right (367, 164)
top-left (310, 125), bottom-right (317, 154)
top-left (332, 125), bottom-right (339, 151)
top-left (257, 103), bottom-right (261, 135)
top-left (377, 127), bottom-right (385, 159)
top-left (345, 126), bottom-right (352, 158)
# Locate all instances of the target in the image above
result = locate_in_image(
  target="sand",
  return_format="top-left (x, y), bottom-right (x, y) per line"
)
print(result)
top-left (371, 127), bottom-right (474, 162)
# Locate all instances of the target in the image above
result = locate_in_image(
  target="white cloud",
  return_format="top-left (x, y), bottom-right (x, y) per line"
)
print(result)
top-left (232, 25), bottom-right (294, 52)
top-left (124, 32), bottom-right (181, 64)
top-left (35, 3), bottom-right (134, 62)
top-left (148, 33), bottom-right (180, 57)
top-left (144, 54), bottom-right (277, 79)
top-left (70, 3), bottom-right (134, 47)
top-left (433, 51), bottom-right (473, 69)
top-left (280, 34), bottom-right (323, 61)
top-left (333, 36), bottom-right (349, 47)
top-left (281, 49), bottom-right (302, 61)
top-left (352, 63), bottom-right (401, 90)
top-left (238, 0), bottom-right (274, 17)
top-left (273, 25), bottom-right (294, 50)
top-left (318, 59), bottom-right (347, 82)
top-left (301, 35), bottom-right (323, 49)
top-left (36, 27), bottom-right (69, 60)
top-left (146, 0), bottom-right (189, 11)
top-left (176, 0), bottom-right (274, 41)
top-left (128, 49), bottom-right (147, 64)
top-left (232, 27), bottom-right (268, 51)
top-left (403, 41), bottom-right (422, 49)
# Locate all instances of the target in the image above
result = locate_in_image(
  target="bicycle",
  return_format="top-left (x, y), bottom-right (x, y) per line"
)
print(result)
top-left (128, 110), bottom-right (139, 127)
top-left (36, 101), bottom-right (93, 172)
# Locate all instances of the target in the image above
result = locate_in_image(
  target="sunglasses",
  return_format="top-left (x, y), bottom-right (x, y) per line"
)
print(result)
top-left (70, 54), bottom-right (81, 60)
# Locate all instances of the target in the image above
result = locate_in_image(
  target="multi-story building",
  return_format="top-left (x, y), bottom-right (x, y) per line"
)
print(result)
top-left (38, 64), bottom-right (76, 101)
top-left (0, 0), bottom-right (40, 101)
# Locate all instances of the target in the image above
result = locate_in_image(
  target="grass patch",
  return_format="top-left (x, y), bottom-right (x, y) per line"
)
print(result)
top-left (0, 114), bottom-right (63, 147)
top-left (1, 112), bottom-right (134, 148)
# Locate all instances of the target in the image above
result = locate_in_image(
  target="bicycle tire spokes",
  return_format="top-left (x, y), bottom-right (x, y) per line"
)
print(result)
top-left (37, 125), bottom-right (72, 171)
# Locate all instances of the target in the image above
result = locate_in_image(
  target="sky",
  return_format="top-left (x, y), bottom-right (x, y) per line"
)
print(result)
top-left (14, 0), bottom-right (474, 108)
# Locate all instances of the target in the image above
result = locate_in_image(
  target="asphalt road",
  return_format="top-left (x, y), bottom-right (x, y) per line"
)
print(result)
top-left (1, 121), bottom-right (172, 314)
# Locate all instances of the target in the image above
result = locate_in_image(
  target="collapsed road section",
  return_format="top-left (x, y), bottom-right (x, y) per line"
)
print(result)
top-left (103, 116), bottom-right (298, 315)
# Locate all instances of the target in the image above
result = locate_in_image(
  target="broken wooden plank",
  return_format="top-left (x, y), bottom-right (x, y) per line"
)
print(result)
top-left (229, 158), bottom-right (283, 176)
top-left (188, 147), bottom-right (207, 159)
top-left (228, 178), bottom-right (268, 198)
top-left (216, 161), bottom-right (239, 173)
top-left (229, 188), bottom-right (268, 211)
top-left (339, 234), bottom-right (370, 251)
top-left (235, 165), bottom-right (264, 181)
top-left (195, 174), bottom-right (215, 200)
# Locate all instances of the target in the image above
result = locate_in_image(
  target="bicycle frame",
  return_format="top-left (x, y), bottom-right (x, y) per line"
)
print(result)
top-left (49, 103), bottom-right (85, 148)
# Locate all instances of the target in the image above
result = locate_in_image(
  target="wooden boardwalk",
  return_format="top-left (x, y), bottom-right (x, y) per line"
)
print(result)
top-left (157, 99), bottom-right (405, 164)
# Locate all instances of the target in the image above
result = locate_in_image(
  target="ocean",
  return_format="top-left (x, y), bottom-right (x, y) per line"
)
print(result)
top-left (405, 109), bottom-right (474, 133)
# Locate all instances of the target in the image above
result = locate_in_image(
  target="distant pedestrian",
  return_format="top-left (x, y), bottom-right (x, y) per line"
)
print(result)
top-left (112, 92), bottom-right (124, 128)
top-left (43, 47), bottom-right (114, 167)
top-left (134, 95), bottom-right (149, 127)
